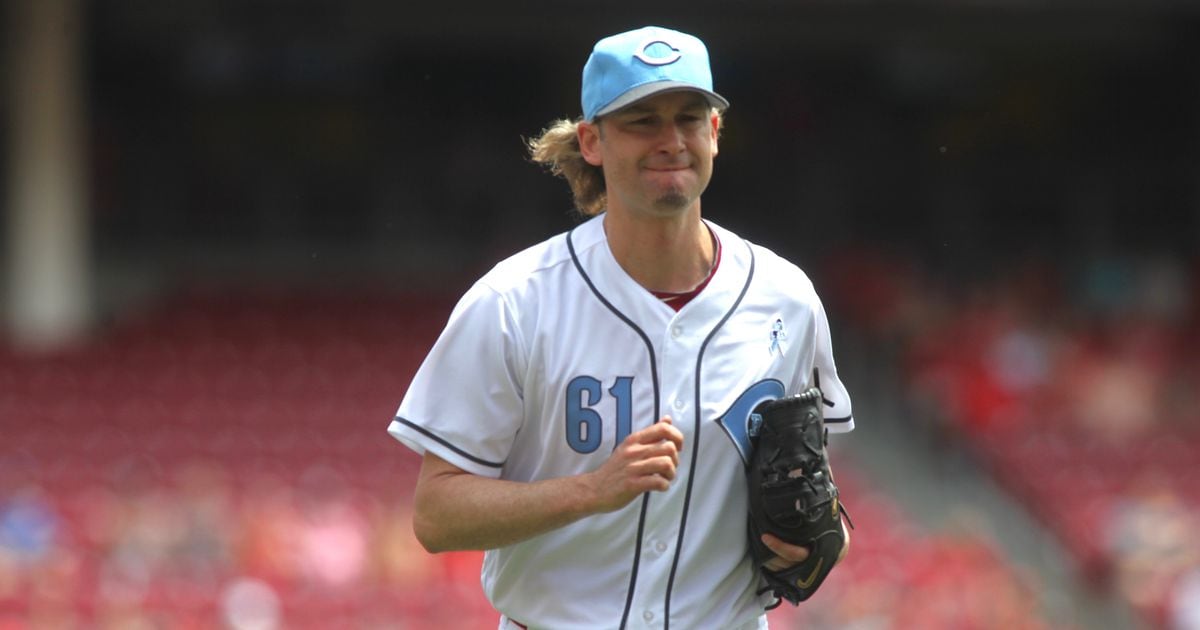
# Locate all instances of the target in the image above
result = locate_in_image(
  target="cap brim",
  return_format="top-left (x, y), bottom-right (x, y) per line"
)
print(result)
top-left (591, 81), bottom-right (729, 121)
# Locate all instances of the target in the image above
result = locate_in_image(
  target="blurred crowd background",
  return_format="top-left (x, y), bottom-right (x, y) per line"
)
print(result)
top-left (2, 0), bottom-right (1199, 628)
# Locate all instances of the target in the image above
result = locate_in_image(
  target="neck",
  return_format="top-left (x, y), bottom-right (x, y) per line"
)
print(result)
top-left (603, 205), bottom-right (714, 294)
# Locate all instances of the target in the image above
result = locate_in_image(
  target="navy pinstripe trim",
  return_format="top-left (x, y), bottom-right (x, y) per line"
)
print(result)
top-left (567, 226), bottom-right (660, 630)
top-left (813, 367), bottom-right (853, 425)
top-left (663, 240), bottom-right (755, 629)
top-left (393, 417), bottom-right (505, 468)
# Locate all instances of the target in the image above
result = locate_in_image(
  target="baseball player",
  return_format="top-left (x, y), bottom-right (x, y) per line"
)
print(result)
top-left (389, 26), bottom-right (854, 629)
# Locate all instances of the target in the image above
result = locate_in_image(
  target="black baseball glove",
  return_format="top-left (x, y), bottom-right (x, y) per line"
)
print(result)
top-left (746, 387), bottom-right (851, 605)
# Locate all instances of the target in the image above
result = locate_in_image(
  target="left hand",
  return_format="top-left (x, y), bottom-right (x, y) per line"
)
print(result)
top-left (759, 533), bottom-right (811, 572)
top-left (759, 519), bottom-right (851, 573)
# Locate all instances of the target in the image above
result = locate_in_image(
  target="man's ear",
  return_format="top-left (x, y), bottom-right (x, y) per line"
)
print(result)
top-left (710, 112), bottom-right (720, 158)
top-left (578, 120), bottom-right (603, 166)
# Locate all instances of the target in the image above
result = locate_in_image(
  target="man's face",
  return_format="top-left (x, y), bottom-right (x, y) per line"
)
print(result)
top-left (579, 90), bottom-right (720, 219)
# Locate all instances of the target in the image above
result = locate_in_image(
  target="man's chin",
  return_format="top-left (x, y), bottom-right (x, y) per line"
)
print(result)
top-left (653, 192), bottom-right (692, 212)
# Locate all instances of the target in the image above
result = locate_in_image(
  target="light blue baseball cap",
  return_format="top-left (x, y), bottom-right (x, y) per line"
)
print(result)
top-left (581, 26), bottom-right (729, 122)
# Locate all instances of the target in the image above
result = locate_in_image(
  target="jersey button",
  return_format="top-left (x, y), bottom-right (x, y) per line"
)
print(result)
top-left (654, 541), bottom-right (667, 553)
top-left (642, 611), bottom-right (654, 622)
top-left (673, 399), bottom-right (685, 411)
top-left (671, 326), bottom-right (683, 339)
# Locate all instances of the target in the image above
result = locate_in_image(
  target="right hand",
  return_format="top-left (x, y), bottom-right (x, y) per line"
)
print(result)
top-left (585, 416), bottom-right (685, 513)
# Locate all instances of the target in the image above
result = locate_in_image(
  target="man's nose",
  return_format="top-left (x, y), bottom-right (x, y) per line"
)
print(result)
top-left (655, 121), bottom-right (687, 152)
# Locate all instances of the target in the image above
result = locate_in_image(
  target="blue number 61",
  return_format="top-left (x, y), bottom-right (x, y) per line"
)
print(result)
top-left (565, 376), bottom-right (633, 454)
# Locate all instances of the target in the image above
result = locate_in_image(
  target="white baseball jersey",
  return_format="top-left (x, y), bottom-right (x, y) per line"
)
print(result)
top-left (389, 214), bottom-right (854, 630)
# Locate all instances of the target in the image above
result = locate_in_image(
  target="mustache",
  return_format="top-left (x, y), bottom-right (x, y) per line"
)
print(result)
top-left (641, 160), bottom-right (692, 170)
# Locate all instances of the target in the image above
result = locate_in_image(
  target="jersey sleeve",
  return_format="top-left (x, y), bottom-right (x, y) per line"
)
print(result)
top-left (387, 282), bottom-right (527, 478)
top-left (803, 298), bottom-right (855, 433)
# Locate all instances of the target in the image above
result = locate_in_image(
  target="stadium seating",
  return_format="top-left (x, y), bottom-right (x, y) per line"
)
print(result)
top-left (1, 290), bottom-right (1053, 628)
top-left (885, 253), bottom-right (1200, 629)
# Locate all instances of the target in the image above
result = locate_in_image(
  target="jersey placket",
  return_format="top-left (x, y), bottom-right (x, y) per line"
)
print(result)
top-left (625, 316), bottom-right (698, 629)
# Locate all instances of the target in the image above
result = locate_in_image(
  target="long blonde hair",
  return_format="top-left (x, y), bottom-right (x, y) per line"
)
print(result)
top-left (527, 119), bottom-right (607, 216)
top-left (527, 110), bottom-right (725, 217)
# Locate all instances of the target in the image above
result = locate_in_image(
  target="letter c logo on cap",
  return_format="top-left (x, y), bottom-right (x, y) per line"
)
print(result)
top-left (633, 39), bottom-right (682, 66)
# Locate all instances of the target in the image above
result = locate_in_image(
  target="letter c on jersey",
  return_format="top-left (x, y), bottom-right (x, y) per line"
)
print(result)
top-left (634, 39), bottom-right (682, 66)
top-left (716, 379), bottom-right (786, 467)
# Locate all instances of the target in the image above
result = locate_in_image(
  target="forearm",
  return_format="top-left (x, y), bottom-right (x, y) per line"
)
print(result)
top-left (412, 419), bottom-right (682, 553)
top-left (412, 452), bottom-right (601, 553)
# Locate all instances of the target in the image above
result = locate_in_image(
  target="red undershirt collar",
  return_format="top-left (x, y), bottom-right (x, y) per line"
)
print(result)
top-left (649, 224), bottom-right (722, 312)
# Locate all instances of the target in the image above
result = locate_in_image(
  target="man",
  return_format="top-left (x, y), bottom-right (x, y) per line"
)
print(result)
top-left (388, 26), bottom-right (854, 629)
